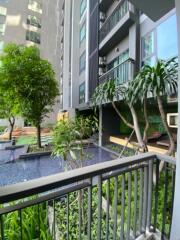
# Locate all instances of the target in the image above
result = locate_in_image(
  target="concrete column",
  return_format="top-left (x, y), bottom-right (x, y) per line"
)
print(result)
top-left (170, 1), bottom-right (180, 239)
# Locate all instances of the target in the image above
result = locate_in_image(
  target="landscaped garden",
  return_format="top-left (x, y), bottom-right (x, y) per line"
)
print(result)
top-left (0, 44), bottom-right (177, 239)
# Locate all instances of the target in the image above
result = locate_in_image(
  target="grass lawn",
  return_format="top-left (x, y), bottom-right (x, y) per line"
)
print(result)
top-left (16, 136), bottom-right (37, 145)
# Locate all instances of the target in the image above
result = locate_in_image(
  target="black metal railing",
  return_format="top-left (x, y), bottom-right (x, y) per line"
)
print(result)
top-left (99, 0), bottom-right (132, 42)
top-left (0, 152), bottom-right (176, 239)
top-left (99, 58), bottom-right (135, 84)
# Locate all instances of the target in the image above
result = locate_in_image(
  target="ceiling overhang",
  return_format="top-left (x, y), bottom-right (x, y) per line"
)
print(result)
top-left (128, 0), bottom-right (175, 21)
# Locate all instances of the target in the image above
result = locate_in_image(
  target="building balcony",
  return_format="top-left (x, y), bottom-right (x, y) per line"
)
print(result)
top-left (99, 0), bottom-right (136, 56)
top-left (0, 152), bottom-right (176, 239)
top-left (99, 58), bottom-right (135, 84)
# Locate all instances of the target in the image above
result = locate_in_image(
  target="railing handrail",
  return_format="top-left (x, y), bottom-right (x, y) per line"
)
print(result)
top-left (99, 0), bottom-right (128, 31)
top-left (0, 152), bottom-right (176, 204)
top-left (99, 58), bottom-right (134, 81)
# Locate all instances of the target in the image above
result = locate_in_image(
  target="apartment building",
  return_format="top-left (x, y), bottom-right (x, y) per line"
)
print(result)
top-left (60, 0), bottom-right (178, 144)
top-left (0, 0), bottom-right (63, 125)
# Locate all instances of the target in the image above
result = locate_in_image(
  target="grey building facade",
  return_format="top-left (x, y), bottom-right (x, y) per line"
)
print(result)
top-left (60, 0), bottom-right (178, 144)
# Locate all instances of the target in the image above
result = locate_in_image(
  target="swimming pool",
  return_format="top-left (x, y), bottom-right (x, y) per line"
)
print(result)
top-left (0, 146), bottom-right (118, 186)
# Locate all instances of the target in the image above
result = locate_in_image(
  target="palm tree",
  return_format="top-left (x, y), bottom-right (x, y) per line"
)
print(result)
top-left (93, 79), bottom-right (148, 152)
top-left (129, 57), bottom-right (178, 156)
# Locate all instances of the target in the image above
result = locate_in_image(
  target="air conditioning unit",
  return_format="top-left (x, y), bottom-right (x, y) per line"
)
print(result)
top-left (167, 113), bottom-right (178, 128)
top-left (99, 57), bottom-right (106, 66)
top-left (99, 12), bottom-right (106, 22)
top-left (167, 94), bottom-right (178, 103)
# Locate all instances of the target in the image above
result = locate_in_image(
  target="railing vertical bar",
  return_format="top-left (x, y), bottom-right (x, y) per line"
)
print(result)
top-left (19, 209), bottom-right (23, 240)
top-left (105, 179), bottom-right (110, 240)
top-left (161, 163), bottom-right (169, 237)
top-left (87, 179), bottom-right (92, 240)
top-left (139, 168), bottom-right (143, 234)
top-left (169, 167), bottom-right (176, 237)
top-left (78, 190), bottom-right (82, 240)
top-left (154, 159), bottom-right (160, 232)
top-left (53, 199), bottom-right (56, 240)
top-left (98, 175), bottom-right (102, 240)
top-left (133, 170), bottom-right (138, 238)
top-left (38, 204), bottom-right (40, 239)
top-left (46, 201), bottom-right (48, 239)
top-left (113, 176), bottom-right (118, 240)
top-left (147, 160), bottom-right (153, 229)
top-left (0, 215), bottom-right (4, 240)
top-left (120, 173), bottom-right (125, 240)
top-left (142, 166), bottom-right (148, 234)
top-left (127, 172), bottom-right (132, 239)
top-left (67, 194), bottom-right (69, 240)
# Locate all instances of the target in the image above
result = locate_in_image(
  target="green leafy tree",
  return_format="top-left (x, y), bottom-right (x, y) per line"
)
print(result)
top-left (0, 43), bottom-right (59, 147)
top-left (53, 116), bottom-right (98, 167)
top-left (129, 57), bottom-right (178, 156)
top-left (0, 50), bottom-right (20, 140)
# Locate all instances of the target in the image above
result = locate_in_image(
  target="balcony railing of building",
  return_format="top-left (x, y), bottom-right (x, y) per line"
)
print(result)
top-left (0, 152), bottom-right (176, 239)
top-left (99, 0), bottom-right (133, 43)
top-left (99, 58), bottom-right (135, 84)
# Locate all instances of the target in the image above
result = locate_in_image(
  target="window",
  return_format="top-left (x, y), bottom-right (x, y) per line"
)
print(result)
top-left (26, 30), bottom-right (41, 44)
top-left (142, 31), bottom-right (155, 66)
top-left (79, 51), bottom-right (86, 74)
top-left (141, 14), bottom-right (178, 66)
top-left (80, 0), bottom-right (86, 18)
top-left (79, 82), bottom-right (85, 104)
top-left (27, 15), bottom-right (41, 28)
top-left (28, 0), bottom-right (42, 14)
top-left (80, 22), bottom-right (86, 43)
top-left (107, 49), bottom-right (129, 70)
top-left (0, 41), bottom-right (4, 53)
top-left (0, 6), bottom-right (7, 16)
top-left (0, 23), bottom-right (5, 35)
top-left (157, 15), bottom-right (178, 60)
top-left (0, 6), bottom-right (6, 36)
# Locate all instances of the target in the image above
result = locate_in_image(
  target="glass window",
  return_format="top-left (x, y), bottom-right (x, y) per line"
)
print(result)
top-left (157, 14), bottom-right (178, 59)
top-left (141, 14), bottom-right (178, 66)
top-left (142, 31), bottom-right (155, 66)
top-left (0, 6), bottom-right (6, 16)
top-left (0, 23), bottom-right (5, 35)
top-left (79, 82), bottom-right (85, 104)
top-left (80, 22), bottom-right (86, 43)
top-left (28, 0), bottom-right (42, 14)
top-left (107, 49), bottom-right (129, 70)
top-left (27, 15), bottom-right (41, 28)
top-left (142, 32), bottom-right (155, 60)
top-left (0, 41), bottom-right (4, 53)
top-left (79, 51), bottom-right (86, 74)
top-left (26, 30), bottom-right (41, 44)
top-left (80, 0), bottom-right (86, 18)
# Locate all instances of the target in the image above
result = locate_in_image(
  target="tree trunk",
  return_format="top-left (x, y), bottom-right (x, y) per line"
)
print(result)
top-left (129, 105), bottom-right (148, 152)
top-left (143, 96), bottom-right (149, 144)
top-left (37, 124), bottom-right (41, 148)
top-left (9, 116), bottom-right (15, 141)
top-left (111, 101), bottom-right (147, 152)
top-left (157, 95), bottom-right (175, 156)
top-left (112, 101), bottom-right (134, 129)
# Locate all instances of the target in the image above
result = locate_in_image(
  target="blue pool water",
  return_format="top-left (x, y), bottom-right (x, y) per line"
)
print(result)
top-left (0, 146), bottom-right (117, 186)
